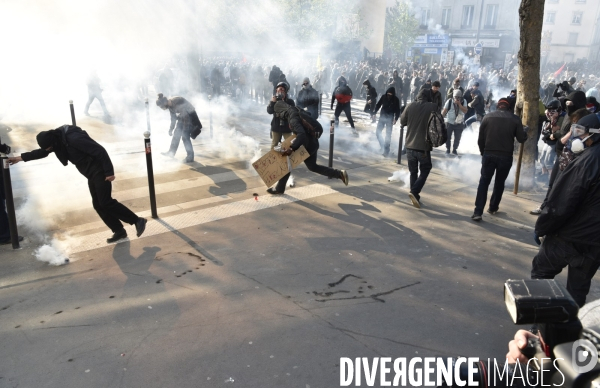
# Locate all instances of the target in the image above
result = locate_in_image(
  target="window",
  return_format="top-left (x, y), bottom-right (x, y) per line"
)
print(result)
top-left (420, 9), bottom-right (430, 28)
top-left (462, 5), bottom-right (474, 28)
top-left (572, 12), bottom-right (582, 25)
top-left (548, 0), bottom-right (558, 3)
top-left (568, 32), bottom-right (578, 45)
top-left (545, 12), bottom-right (556, 24)
top-left (442, 8), bottom-right (451, 28)
top-left (484, 4), bottom-right (499, 29)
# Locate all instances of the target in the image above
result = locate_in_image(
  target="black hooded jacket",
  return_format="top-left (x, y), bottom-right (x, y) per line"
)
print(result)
top-left (273, 101), bottom-right (319, 154)
top-left (375, 87), bottom-right (401, 120)
top-left (555, 91), bottom-right (588, 154)
top-left (535, 133), bottom-right (600, 246)
top-left (21, 125), bottom-right (115, 179)
top-left (331, 76), bottom-right (353, 108)
top-left (364, 80), bottom-right (377, 104)
top-left (267, 97), bottom-right (295, 133)
top-left (400, 89), bottom-right (439, 152)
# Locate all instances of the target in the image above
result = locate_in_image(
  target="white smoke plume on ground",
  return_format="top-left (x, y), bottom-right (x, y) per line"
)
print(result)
top-left (16, 198), bottom-right (73, 265)
top-left (388, 169), bottom-right (411, 187)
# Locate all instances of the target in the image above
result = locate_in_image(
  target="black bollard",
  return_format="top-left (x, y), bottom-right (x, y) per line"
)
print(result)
top-left (209, 95), bottom-right (213, 139)
top-left (328, 119), bottom-right (335, 168)
top-left (1, 154), bottom-right (20, 249)
top-left (328, 119), bottom-right (335, 179)
top-left (69, 100), bottom-right (76, 126)
top-left (144, 99), bottom-right (158, 219)
top-left (397, 126), bottom-right (405, 164)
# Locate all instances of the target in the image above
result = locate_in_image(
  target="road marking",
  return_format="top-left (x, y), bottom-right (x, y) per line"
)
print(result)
top-left (68, 195), bottom-right (231, 234)
top-left (68, 184), bottom-right (338, 254)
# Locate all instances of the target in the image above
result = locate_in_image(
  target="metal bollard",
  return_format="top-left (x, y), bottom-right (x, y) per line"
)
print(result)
top-left (209, 95), bottom-right (213, 139)
top-left (397, 126), bottom-right (405, 164)
top-left (69, 100), bottom-right (76, 126)
top-left (1, 153), bottom-right (20, 249)
top-left (328, 119), bottom-right (335, 179)
top-left (319, 93), bottom-right (323, 116)
top-left (144, 98), bottom-right (158, 219)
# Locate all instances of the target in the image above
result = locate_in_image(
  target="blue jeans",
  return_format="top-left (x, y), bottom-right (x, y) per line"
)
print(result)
top-left (474, 153), bottom-right (513, 215)
top-left (169, 120), bottom-right (194, 159)
top-left (445, 123), bottom-right (464, 152)
top-left (376, 115), bottom-right (394, 155)
top-left (406, 149), bottom-right (432, 200)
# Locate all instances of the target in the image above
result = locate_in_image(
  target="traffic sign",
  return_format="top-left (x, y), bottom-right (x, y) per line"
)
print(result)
top-left (474, 42), bottom-right (483, 55)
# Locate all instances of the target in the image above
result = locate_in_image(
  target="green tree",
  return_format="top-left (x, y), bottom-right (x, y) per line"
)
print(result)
top-left (384, 1), bottom-right (419, 58)
top-left (279, 0), bottom-right (370, 44)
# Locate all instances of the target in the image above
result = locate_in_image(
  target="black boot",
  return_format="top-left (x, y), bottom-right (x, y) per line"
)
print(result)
top-left (107, 229), bottom-right (127, 243)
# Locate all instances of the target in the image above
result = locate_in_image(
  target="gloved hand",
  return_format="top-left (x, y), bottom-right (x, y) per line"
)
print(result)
top-left (534, 232), bottom-right (542, 246)
top-left (281, 148), bottom-right (293, 156)
top-left (168, 129), bottom-right (173, 136)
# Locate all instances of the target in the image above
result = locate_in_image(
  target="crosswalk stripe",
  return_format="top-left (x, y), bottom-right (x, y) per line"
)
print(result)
top-left (68, 183), bottom-right (337, 254)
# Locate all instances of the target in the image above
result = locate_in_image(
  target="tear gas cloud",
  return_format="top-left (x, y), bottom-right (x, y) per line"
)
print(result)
top-left (2, 0), bottom-right (526, 264)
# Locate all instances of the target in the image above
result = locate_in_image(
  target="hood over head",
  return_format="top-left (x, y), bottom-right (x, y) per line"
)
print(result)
top-left (337, 76), bottom-right (347, 87)
top-left (37, 126), bottom-right (70, 166)
top-left (567, 91), bottom-right (588, 110)
top-left (417, 88), bottom-right (432, 102)
top-left (385, 87), bottom-right (396, 96)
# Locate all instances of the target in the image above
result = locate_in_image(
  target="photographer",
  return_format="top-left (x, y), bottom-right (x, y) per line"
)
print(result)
top-left (267, 82), bottom-right (295, 150)
top-left (531, 113), bottom-right (600, 307)
top-left (442, 89), bottom-right (468, 156)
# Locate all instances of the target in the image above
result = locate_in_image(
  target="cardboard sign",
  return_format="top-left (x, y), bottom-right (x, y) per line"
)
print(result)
top-left (252, 135), bottom-right (310, 187)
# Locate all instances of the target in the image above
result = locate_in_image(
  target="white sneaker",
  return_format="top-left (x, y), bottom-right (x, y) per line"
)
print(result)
top-left (530, 207), bottom-right (542, 215)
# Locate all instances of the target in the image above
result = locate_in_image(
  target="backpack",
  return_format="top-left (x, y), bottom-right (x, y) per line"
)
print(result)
top-left (426, 110), bottom-right (447, 148)
top-left (292, 107), bottom-right (323, 139)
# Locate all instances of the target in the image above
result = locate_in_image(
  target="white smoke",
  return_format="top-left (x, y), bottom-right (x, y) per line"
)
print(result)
top-left (388, 169), bottom-right (411, 187)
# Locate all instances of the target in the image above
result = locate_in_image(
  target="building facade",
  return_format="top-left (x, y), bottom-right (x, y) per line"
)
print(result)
top-left (542, 0), bottom-right (600, 64)
top-left (397, 0), bottom-right (521, 68)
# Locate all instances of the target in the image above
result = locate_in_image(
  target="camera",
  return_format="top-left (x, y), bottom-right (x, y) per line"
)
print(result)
top-left (438, 279), bottom-right (600, 387)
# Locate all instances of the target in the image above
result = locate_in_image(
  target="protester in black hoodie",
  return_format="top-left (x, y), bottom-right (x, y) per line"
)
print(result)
top-left (531, 113), bottom-right (600, 307)
top-left (374, 87), bottom-right (401, 157)
top-left (8, 125), bottom-right (147, 243)
top-left (363, 79), bottom-right (378, 123)
top-left (530, 91), bottom-right (589, 215)
top-left (331, 76), bottom-right (357, 135)
top-left (265, 101), bottom-right (349, 195)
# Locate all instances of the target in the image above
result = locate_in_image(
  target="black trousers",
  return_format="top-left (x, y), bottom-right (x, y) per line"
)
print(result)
top-left (88, 173), bottom-right (139, 233)
top-left (275, 142), bottom-right (341, 193)
top-left (531, 235), bottom-right (600, 307)
top-left (334, 102), bottom-right (355, 128)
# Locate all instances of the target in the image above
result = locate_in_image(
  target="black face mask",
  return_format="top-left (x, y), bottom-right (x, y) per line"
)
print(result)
top-left (567, 105), bottom-right (578, 116)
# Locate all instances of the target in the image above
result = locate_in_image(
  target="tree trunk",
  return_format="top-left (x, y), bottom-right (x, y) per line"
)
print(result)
top-left (514, 0), bottom-right (545, 191)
